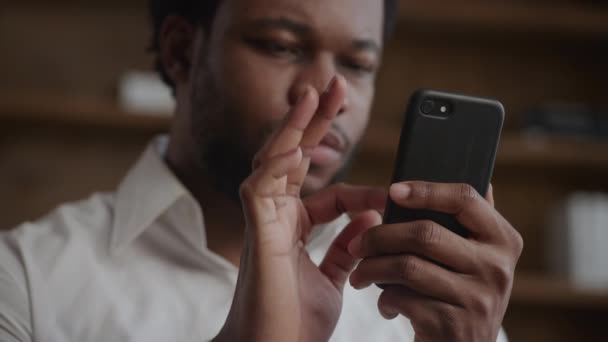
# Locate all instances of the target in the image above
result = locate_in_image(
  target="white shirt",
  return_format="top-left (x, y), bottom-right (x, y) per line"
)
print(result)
top-left (0, 136), bottom-right (507, 342)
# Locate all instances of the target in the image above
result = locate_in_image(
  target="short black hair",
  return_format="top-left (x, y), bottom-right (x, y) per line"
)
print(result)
top-left (149, 0), bottom-right (399, 90)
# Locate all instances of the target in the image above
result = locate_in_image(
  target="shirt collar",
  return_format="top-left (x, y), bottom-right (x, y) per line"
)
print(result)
top-left (110, 136), bottom-right (350, 260)
top-left (111, 136), bottom-right (206, 254)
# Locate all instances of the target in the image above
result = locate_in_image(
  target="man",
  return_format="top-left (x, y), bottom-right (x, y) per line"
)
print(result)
top-left (0, 0), bottom-right (523, 341)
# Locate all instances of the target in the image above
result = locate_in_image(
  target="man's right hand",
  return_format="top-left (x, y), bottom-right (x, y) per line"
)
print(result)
top-left (212, 76), bottom-right (387, 342)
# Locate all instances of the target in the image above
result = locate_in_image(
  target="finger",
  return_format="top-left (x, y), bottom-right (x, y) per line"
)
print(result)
top-left (300, 75), bottom-right (346, 154)
top-left (486, 184), bottom-right (495, 207)
top-left (319, 210), bottom-right (382, 291)
top-left (285, 157), bottom-right (311, 197)
top-left (240, 148), bottom-right (303, 226)
top-left (250, 148), bottom-right (304, 196)
top-left (288, 76), bottom-right (346, 191)
top-left (347, 220), bottom-right (477, 273)
top-left (255, 86), bottom-right (319, 165)
top-left (377, 285), bottom-right (456, 333)
top-left (388, 182), bottom-right (504, 241)
top-left (350, 254), bottom-right (465, 306)
top-left (303, 183), bottom-right (387, 226)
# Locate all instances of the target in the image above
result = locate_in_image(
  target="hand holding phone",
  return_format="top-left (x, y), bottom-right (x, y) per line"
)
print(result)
top-left (347, 89), bottom-right (523, 341)
top-left (383, 89), bottom-right (504, 236)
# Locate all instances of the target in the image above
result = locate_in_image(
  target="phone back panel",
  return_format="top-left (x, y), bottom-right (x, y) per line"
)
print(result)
top-left (383, 89), bottom-right (504, 237)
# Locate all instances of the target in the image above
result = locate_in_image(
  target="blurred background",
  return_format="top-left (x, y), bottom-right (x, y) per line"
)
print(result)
top-left (1, 0), bottom-right (607, 341)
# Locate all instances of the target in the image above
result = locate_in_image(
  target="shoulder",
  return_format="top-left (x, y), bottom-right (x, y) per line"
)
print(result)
top-left (0, 192), bottom-right (116, 341)
top-left (0, 190), bottom-right (116, 264)
top-left (0, 192), bottom-right (116, 291)
top-left (0, 232), bottom-right (31, 342)
top-left (2, 192), bottom-right (115, 253)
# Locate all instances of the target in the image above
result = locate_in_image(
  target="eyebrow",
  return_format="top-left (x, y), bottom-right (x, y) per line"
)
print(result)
top-left (246, 17), bottom-right (312, 36)
top-left (246, 17), bottom-right (381, 54)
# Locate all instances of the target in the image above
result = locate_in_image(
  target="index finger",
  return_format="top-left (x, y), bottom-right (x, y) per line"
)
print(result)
top-left (303, 183), bottom-right (387, 226)
top-left (257, 86), bottom-right (320, 163)
top-left (388, 181), bottom-right (508, 241)
top-left (300, 75), bottom-right (346, 153)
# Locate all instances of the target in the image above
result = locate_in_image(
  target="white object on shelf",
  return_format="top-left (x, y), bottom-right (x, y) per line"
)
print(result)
top-left (549, 192), bottom-right (608, 290)
top-left (119, 71), bottom-right (175, 115)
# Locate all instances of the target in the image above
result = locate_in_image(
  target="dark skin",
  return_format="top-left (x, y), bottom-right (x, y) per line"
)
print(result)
top-left (159, 0), bottom-right (523, 341)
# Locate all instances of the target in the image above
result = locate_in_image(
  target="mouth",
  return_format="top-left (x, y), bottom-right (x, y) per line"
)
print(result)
top-left (309, 128), bottom-right (349, 167)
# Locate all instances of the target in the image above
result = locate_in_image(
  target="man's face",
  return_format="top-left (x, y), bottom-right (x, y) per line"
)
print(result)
top-left (184, 0), bottom-right (384, 199)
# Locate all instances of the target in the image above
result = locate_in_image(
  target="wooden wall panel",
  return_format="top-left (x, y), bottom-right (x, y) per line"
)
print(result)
top-left (0, 123), bottom-right (158, 230)
top-left (0, 6), bottom-right (152, 98)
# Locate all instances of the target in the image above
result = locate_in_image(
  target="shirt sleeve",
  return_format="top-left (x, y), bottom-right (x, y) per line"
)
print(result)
top-left (0, 236), bottom-right (32, 342)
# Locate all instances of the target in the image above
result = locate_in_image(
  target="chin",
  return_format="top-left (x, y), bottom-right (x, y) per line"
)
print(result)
top-left (301, 165), bottom-right (338, 197)
top-left (301, 175), bottom-right (325, 197)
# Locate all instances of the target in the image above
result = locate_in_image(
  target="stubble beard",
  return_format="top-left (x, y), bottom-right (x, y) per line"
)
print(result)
top-left (189, 64), bottom-right (259, 205)
top-left (188, 63), bottom-right (356, 205)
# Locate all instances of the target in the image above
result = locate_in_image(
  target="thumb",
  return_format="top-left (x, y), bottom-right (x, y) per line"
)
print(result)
top-left (319, 210), bottom-right (383, 291)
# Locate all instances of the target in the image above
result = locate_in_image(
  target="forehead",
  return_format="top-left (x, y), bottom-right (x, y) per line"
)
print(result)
top-left (218, 0), bottom-right (384, 42)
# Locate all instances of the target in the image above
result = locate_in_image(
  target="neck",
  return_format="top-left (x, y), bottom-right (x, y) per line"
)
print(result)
top-left (166, 135), bottom-right (245, 267)
top-left (194, 184), bottom-right (245, 267)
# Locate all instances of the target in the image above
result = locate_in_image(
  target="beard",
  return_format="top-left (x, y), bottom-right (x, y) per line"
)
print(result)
top-left (188, 60), bottom-right (355, 204)
top-left (189, 72), bottom-right (258, 204)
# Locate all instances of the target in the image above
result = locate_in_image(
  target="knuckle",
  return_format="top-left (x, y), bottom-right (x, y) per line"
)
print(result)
top-left (239, 181), bottom-right (254, 200)
top-left (468, 291), bottom-right (494, 318)
top-left (399, 255), bottom-right (421, 280)
top-left (437, 306), bottom-right (463, 339)
top-left (415, 315), bottom-right (438, 338)
top-left (489, 258), bottom-right (514, 293)
top-left (458, 183), bottom-right (479, 205)
top-left (516, 233), bottom-right (524, 257)
top-left (510, 226), bottom-right (525, 257)
top-left (412, 220), bottom-right (442, 251)
top-left (417, 182), bottom-right (434, 201)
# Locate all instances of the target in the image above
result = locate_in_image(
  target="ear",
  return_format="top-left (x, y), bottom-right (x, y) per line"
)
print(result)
top-left (159, 15), bottom-right (196, 85)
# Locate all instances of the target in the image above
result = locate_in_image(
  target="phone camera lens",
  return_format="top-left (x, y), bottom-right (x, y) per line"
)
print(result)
top-left (421, 99), bottom-right (435, 114)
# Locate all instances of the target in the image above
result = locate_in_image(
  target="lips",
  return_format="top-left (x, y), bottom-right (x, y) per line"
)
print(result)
top-left (320, 131), bottom-right (346, 153)
top-left (309, 130), bottom-right (347, 166)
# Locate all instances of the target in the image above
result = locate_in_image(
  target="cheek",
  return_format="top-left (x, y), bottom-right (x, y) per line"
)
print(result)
top-left (213, 44), bottom-right (294, 129)
top-left (342, 85), bottom-right (375, 144)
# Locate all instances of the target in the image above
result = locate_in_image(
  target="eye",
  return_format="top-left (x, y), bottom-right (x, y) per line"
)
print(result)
top-left (341, 58), bottom-right (376, 75)
top-left (249, 38), bottom-right (302, 59)
top-left (266, 42), bottom-right (294, 55)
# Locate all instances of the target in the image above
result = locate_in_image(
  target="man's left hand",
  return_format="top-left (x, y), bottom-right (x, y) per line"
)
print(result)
top-left (348, 181), bottom-right (523, 342)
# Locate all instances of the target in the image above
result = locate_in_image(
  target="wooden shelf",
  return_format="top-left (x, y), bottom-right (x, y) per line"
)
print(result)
top-left (0, 91), bottom-right (171, 132)
top-left (399, 0), bottom-right (608, 39)
top-left (362, 124), bottom-right (608, 170)
top-left (497, 134), bottom-right (608, 170)
top-left (3, 92), bottom-right (608, 170)
top-left (511, 273), bottom-right (608, 311)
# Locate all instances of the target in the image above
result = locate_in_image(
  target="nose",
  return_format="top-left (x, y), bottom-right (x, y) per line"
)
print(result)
top-left (288, 56), bottom-right (348, 116)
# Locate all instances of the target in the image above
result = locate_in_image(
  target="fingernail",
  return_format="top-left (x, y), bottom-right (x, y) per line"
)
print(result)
top-left (353, 282), bottom-right (370, 290)
top-left (379, 305), bottom-right (399, 320)
top-left (390, 183), bottom-right (411, 200)
top-left (295, 147), bottom-right (303, 159)
top-left (349, 273), bottom-right (370, 290)
top-left (323, 76), bottom-right (337, 96)
top-left (347, 234), bottom-right (362, 257)
top-left (349, 274), bottom-right (360, 289)
top-left (297, 87), bottom-right (310, 104)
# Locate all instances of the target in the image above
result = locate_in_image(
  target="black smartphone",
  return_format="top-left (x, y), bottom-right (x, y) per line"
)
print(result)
top-left (383, 89), bottom-right (504, 237)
